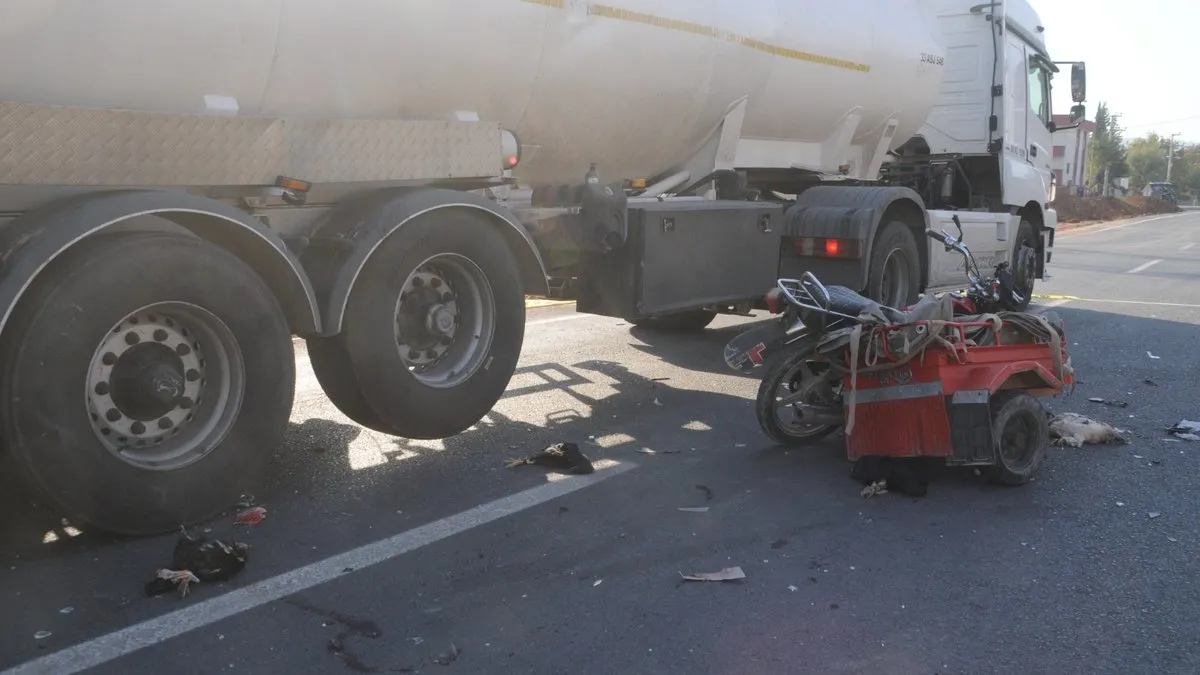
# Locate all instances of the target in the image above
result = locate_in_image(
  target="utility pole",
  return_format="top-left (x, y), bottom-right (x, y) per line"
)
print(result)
top-left (1103, 163), bottom-right (1111, 197)
top-left (1167, 132), bottom-right (1180, 181)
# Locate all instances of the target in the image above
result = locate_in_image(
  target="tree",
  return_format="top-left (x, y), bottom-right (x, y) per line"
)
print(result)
top-left (1125, 133), bottom-right (1168, 190)
top-left (1173, 144), bottom-right (1200, 200)
top-left (1085, 102), bottom-right (1127, 191)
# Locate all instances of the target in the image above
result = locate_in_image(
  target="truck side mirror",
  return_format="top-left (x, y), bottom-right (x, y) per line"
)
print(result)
top-left (1070, 104), bottom-right (1086, 124)
top-left (1071, 63), bottom-right (1086, 103)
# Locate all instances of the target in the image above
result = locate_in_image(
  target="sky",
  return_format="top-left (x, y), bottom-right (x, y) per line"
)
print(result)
top-left (1036, 0), bottom-right (1200, 144)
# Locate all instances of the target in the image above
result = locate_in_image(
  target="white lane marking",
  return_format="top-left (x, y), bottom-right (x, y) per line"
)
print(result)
top-left (1059, 297), bottom-right (1200, 309)
top-left (1, 461), bottom-right (636, 675)
top-left (1060, 212), bottom-right (1194, 237)
top-left (1183, 243), bottom-right (1196, 251)
top-left (1126, 259), bottom-right (1163, 274)
top-left (527, 312), bottom-right (591, 327)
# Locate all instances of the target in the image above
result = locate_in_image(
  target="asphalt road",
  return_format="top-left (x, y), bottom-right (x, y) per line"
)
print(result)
top-left (1, 211), bottom-right (1199, 675)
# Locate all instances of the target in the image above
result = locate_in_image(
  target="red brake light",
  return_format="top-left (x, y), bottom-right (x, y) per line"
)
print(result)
top-left (824, 239), bottom-right (839, 256)
top-left (505, 155), bottom-right (519, 169)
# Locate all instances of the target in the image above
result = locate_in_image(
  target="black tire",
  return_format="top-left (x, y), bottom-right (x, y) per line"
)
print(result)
top-left (755, 347), bottom-right (840, 446)
top-left (305, 334), bottom-right (401, 434)
top-left (0, 232), bottom-right (294, 535)
top-left (631, 309), bottom-right (718, 332)
top-left (1010, 219), bottom-right (1037, 310)
top-left (986, 391), bottom-right (1049, 486)
top-left (342, 210), bottom-right (525, 440)
top-left (864, 220), bottom-right (921, 309)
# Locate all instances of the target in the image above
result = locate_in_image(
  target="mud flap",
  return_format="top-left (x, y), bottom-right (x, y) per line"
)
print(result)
top-left (724, 320), bottom-right (790, 372)
top-left (946, 389), bottom-right (996, 465)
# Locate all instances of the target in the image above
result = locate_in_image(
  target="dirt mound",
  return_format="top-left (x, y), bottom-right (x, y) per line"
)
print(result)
top-left (1054, 194), bottom-right (1179, 223)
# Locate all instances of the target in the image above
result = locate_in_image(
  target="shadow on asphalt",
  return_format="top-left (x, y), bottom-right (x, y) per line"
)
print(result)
top-left (2, 302), bottom-right (1194, 569)
top-left (625, 316), bottom-right (771, 377)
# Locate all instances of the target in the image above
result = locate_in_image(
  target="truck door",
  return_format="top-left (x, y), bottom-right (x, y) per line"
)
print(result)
top-left (1023, 48), bottom-right (1055, 202)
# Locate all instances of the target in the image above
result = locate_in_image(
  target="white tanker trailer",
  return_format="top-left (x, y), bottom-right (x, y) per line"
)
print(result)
top-left (0, 0), bottom-right (1086, 534)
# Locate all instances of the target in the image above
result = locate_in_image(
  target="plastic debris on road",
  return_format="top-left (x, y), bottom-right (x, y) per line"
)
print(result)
top-left (1147, 351), bottom-right (1161, 359)
top-left (234, 506), bottom-right (267, 526)
top-left (680, 567), bottom-right (746, 582)
top-left (1049, 413), bottom-right (1129, 447)
top-left (1166, 420), bottom-right (1200, 441)
top-left (678, 507), bottom-right (710, 513)
top-left (433, 643), bottom-right (461, 666)
top-left (1087, 397), bottom-right (1129, 408)
top-left (505, 442), bottom-right (595, 474)
top-left (861, 480), bottom-right (889, 498)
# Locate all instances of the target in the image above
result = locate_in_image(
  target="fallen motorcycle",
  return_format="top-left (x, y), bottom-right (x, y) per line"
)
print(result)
top-left (725, 218), bottom-right (1073, 485)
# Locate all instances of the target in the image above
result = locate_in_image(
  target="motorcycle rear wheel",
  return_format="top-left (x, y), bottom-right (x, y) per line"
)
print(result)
top-left (755, 350), bottom-right (841, 446)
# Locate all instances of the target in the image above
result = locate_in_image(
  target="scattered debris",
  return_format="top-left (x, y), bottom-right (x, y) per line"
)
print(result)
top-left (1168, 537), bottom-right (1178, 543)
top-left (236, 494), bottom-right (256, 508)
top-left (1116, 502), bottom-right (1125, 507)
top-left (33, 631), bottom-right (51, 640)
top-left (1049, 413), bottom-right (1128, 447)
top-left (58, 606), bottom-right (73, 615)
top-left (1087, 397), bottom-right (1129, 408)
top-left (433, 643), bottom-right (462, 666)
top-left (1143, 379), bottom-right (1158, 387)
top-left (787, 585), bottom-right (799, 592)
top-left (770, 538), bottom-right (789, 550)
top-left (694, 484), bottom-right (714, 501)
top-left (678, 507), bottom-right (710, 513)
top-left (288, 598), bottom-right (382, 673)
top-left (860, 480), bottom-right (889, 498)
top-left (1166, 420), bottom-right (1200, 441)
top-left (505, 442), bottom-right (594, 474)
top-left (1148, 512), bottom-right (1162, 519)
top-left (680, 567), bottom-right (746, 582)
top-left (145, 527), bottom-right (249, 599)
top-left (635, 447), bottom-right (680, 455)
top-left (1147, 351), bottom-right (1161, 360)
top-left (234, 506), bottom-right (268, 526)
top-left (592, 579), bottom-right (603, 587)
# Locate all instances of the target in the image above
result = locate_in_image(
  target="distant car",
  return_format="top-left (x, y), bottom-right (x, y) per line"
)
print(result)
top-left (1143, 181), bottom-right (1178, 204)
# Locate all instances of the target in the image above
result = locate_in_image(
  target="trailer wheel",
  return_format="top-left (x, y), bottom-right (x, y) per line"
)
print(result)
top-left (631, 310), bottom-right (718, 332)
top-left (1010, 219), bottom-right (1037, 310)
top-left (305, 335), bottom-right (398, 433)
top-left (986, 391), bottom-right (1049, 486)
top-left (755, 349), bottom-right (840, 446)
top-left (341, 210), bottom-right (525, 439)
top-left (864, 221), bottom-right (921, 309)
top-left (0, 232), bottom-right (293, 535)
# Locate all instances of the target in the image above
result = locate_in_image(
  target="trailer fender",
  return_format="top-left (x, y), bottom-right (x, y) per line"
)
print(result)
top-left (0, 189), bottom-right (321, 338)
top-left (782, 185), bottom-right (927, 291)
top-left (302, 187), bottom-right (549, 336)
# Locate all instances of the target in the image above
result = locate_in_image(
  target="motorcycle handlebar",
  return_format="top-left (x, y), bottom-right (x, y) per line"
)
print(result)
top-left (925, 229), bottom-right (950, 245)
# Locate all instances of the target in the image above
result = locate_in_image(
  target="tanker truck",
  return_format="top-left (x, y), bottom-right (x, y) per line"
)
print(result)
top-left (0, 0), bottom-right (1086, 535)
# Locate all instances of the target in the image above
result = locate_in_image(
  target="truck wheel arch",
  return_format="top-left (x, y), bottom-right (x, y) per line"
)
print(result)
top-left (0, 189), bottom-right (321, 340)
top-left (303, 187), bottom-right (549, 336)
top-left (1017, 201), bottom-right (1046, 277)
top-left (786, 185), bottom-right (927, 291)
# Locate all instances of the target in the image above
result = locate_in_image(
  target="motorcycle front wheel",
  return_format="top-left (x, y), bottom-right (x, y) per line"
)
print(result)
top-left (754, 349), bottom-right (842, 446)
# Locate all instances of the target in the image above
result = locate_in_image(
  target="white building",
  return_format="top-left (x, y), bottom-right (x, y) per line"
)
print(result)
top-left (1051, 114), bottom-right (1095, 192)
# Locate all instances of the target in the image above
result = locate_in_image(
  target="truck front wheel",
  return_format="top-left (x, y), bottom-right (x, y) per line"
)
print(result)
top-left (864, 220), bottom-right (921, 309)
top-left (0, 232), bottom-right (294, 535)
top-left (1010, 218), bottom-right (1037, 310)
top-left (339, 210), bottom-right (525, 439)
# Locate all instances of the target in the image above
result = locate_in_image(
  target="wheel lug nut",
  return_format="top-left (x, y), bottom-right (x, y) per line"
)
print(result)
top-left (425, 349), bottom-right (437, 359)
top-left (411, 277), bottom-right (424, 287)
top-left (158, 417), bottom-right (173, 430)
top-left (124, 332), bottom-right (140, 345)
top-left (130, 421), bottom-right (146, 435)
top-left (102, 352), bottom-right (118, 366)
top-left (185, 369), bottom-right (200, 382)
top-left (153, 329), bottom-right (169, 342)
top-left (94, 381), bottom-right (110, 395)
top-left (430, 278), bottom-right (442, 288)
top-left (178, 397), bottom-right (194, 410)
top-left (408, 349), bottom-right (421, 360)
top-left (105, 409), bottom-right (121, 422)
top-left (175, 343), bottom-right (191, 356)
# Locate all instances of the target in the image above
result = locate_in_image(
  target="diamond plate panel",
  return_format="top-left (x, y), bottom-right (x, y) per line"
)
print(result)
top-left (0, 102), bottom-right (503, 186)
